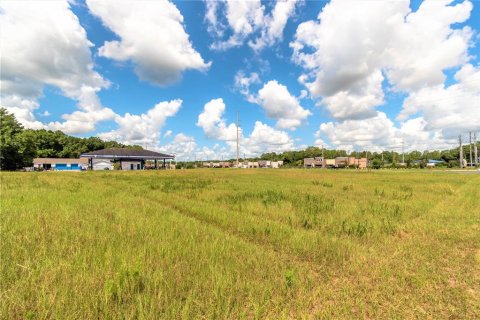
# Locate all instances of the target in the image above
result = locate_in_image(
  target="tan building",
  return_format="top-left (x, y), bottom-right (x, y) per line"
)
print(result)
top-left (304, 157), bottom-right (324, 168)
top-left (244, 161), bottom-right (259, 168)
top-left (304, 158), bottom-right (314, 167)
top-left (354, 158), bottom-right (368, 169)
top-left (335, 157), bottom-right (361, 168)
top-left (221, 162), bottom-right (232, 168)
top-left (33, 158), bottom-right (88, 171)
top-left (271, 161), bottom-right (283, 168)
top-left (325, 159), bottom-right (336, 167)
top-left (305, 156), bottom-right (367, 169)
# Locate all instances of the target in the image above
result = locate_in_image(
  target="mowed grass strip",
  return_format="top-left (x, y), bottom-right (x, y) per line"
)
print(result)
top-left (1, 170), bottom-right (479, 319)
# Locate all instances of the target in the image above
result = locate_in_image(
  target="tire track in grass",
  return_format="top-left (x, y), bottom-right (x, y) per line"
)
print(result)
top-left (141, 191), bottom-right (356, 269)
top-left (137, 192), bottom-right (329, 316)
top-left (421, 176), bottom-right (480, 317)
top-left (305, 176), bottom-right (480, 319)
top-left (403, 176), bottom-right (480, 318)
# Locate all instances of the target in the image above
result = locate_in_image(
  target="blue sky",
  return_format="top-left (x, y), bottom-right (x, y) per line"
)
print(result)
top-left (1, 0), bottom-right (479, 160)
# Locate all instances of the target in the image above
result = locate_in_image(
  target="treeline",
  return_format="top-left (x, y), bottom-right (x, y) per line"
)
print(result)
top-left (256, 146), bottom-right (472, 168)
top-left (1, 108), bottom-right (477, 171)
top-left (0, 108), bottom-right (140, 170)
top-left (182, 144), bottom-right (476, 169)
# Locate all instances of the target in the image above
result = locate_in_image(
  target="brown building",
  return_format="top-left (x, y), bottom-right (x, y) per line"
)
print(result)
top-left (354, 158), bottom-right (368, 169)
top-left (304, 157), bottom-right (324, 168)
top-left (334, 157), bottom-right (349, 168)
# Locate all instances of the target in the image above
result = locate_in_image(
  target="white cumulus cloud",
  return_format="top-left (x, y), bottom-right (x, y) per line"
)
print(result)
top-left (0, 0), bottom-right (114, 133)
top-left (161, 133), bottom-right (231, 161)
top-left (197, 98), bottom-right (296, 157)
top-left (249, 0), bottom-right (300, 51)
top-left (161, 133), bottom-right (198, 160)
top-left (243, 121), bottom-right (296, 155)
top-left (316, 112), bottom-right (457, 152)
top-left (197, 98), bottom-right (238, 141)
top-left (399, 63), bottom-right (480, 137)
top-left (234, 71), bottom-right (261, 103)
top-left (257, 80), bottom-right (311, 130)
top-left (291, 0), bottom-right (474, 122)
top-left (206, 0), bottom-right (300, 51)
top-left (87, 0), bottom-right (211, 86)
top-left (317, 112), bottom-right (399, 150)
top-left (99, 99), bottom-right (182, 146)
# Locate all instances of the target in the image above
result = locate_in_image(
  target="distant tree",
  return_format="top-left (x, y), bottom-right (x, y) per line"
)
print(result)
top-left (372, 159), bottom-right (383, 169)
top-left (15, 130), bottom-right (36, 167)
top-left (0, 108), bottom-right (142, 170)
top-left (419, 160), bottom-right (427, 169)
top-left (261, 152), bottom-right (278, 161)
top-left (0, 108), bottom-right (24, 170)
top-left (303, 146), bottom-right (321, 158)
top-left (448, 160), bottom-right (459, 168)
top-left (408, 151), bottom-right (422, 161)
top-left (441, 151), bottom-right (456, 162)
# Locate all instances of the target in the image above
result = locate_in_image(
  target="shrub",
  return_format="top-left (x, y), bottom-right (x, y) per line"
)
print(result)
top-left (285, 270), bottom-right (295, 288)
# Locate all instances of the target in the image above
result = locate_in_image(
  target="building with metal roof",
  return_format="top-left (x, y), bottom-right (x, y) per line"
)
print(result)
top-left (80, 148), bottom-right (174, 170)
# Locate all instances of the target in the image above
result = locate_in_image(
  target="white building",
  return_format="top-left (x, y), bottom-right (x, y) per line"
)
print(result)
top-left (271, 161), bottom-right (283, 168)
top-left (92, 159), bottom-right (114, 170)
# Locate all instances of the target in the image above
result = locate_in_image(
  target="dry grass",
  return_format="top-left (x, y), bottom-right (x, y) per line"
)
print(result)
top-left (1, 169), bottom-right (479, 319)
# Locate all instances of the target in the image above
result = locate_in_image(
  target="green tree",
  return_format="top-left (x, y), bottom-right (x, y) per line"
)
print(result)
top-left (372, 159), bottom-right (383, 169)
top-left (15, 130), bottom-right (36, 167)
top-left (0, 108), bottom-right (24, 170)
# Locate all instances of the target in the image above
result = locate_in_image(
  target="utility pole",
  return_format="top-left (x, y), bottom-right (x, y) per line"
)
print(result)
top-left (236, 111), bottom-right (239, 168)
top-left (469, 131), bottom-right (473, 167)
top-left (321, 144), bottom-right (325, 168)
top-left (459, 135), bottom-right (463, 169)
top-left (475, 132), bottom-right (478, 167)
top-left (402, 140), bottom-right (405, 164)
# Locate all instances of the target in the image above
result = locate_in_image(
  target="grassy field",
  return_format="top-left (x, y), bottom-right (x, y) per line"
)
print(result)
top-left (1, 169), bottom-right (479, 319)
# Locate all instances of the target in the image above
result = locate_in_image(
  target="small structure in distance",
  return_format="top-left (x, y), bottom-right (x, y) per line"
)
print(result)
top-left (304, 157), bottom-right (367, 169)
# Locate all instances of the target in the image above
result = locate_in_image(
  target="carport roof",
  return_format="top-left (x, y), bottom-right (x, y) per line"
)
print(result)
top-left (80, 148), bottom-right (174, 159)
